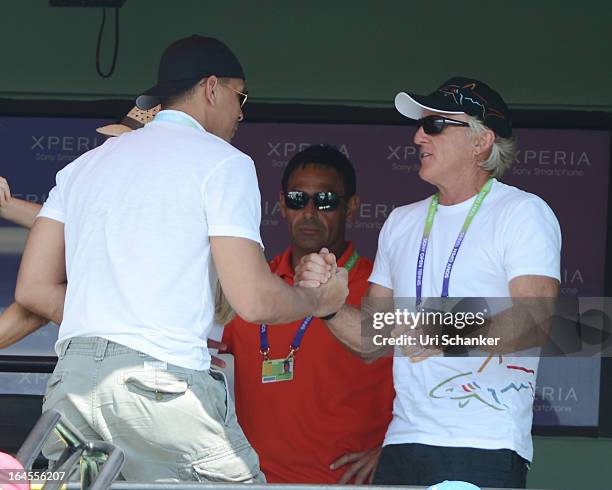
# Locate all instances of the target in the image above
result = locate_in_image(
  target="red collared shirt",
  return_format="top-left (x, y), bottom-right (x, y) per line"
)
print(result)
top-left (223, 242), bottom-right (394, 483)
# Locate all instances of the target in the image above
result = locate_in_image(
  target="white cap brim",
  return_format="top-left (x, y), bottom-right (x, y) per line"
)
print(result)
top-left (394, 92), bottom-right (464, 120)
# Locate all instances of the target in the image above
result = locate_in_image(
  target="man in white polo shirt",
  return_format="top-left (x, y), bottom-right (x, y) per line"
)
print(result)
top-left (15, 35), bottom-right (347, 482)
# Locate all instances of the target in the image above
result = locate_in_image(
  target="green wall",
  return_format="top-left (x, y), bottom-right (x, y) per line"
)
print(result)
top-left (530, 436), bottom-right (611, 489)
top-left (1, 1), bottom-right (610, 488)
top-left (1, 0), bottom-right (611, 111)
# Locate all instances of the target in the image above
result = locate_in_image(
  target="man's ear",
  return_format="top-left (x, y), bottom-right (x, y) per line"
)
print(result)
top-left (473, 128), bottom-right (495, 159)
top-left (203, 76), bottom-right (218, 106)
top-left (345, 195), bottom-right (360, 223)
top-left (279, 190), bottom-right (288, 219)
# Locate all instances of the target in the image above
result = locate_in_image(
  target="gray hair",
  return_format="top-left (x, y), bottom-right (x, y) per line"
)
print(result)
top-left (467, 116), bottom-right (516, 178)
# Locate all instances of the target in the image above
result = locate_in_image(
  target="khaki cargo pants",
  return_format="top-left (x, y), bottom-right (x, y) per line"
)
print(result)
top-left (42, 336), bottom-right (265, 483)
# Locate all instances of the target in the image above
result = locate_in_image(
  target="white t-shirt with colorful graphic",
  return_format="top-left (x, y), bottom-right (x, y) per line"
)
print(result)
top-left (369, 179), bottom-right (561, 461)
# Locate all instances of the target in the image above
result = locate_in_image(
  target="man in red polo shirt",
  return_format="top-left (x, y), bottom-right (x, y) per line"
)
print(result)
top-left (222, 144), bottom-right (394, 484)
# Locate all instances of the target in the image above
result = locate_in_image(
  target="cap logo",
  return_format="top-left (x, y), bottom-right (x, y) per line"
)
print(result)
top-left (439, 83), bottom-right (486, 119)
top-left (439, 83), bottom-right (507, 122)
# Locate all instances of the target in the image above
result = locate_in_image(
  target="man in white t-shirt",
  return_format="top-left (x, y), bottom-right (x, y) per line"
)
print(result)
top-left (295, 77), bottom-right (561, 488)
top-left (14, 35), bottom-right (347, 482)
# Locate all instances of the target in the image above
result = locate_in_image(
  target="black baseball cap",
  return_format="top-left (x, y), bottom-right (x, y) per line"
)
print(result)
top-left (394, 77), bottom-right (513, 138)
top-left (136, 35), bottom-right (245, 110)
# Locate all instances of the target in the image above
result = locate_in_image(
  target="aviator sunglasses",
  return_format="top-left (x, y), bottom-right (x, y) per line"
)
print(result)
top-left (284, 191), bottom-right (344, 211)
top-left (418, 115), bottom-right (470, 135)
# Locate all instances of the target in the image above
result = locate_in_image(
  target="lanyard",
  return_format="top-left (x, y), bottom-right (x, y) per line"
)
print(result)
top-left (154, 111), bottom-right (202, 131)
top-left (416, 179), bottom-right (493, 306)
top-left (260, 249), bottom-right (359, 360)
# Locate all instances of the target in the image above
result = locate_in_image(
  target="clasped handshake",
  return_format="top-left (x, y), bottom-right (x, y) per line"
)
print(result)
top-left (295, 248), bottom-right (348, 318)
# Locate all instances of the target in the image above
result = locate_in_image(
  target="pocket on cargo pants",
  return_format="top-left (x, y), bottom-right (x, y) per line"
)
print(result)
top-left (192, 440), bottom-right (264, 483)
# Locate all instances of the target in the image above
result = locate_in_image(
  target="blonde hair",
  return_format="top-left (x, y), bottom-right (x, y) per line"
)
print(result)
top-left (467, 116), bottom-right (516, 178)
top-left (214, 281), bottom-right (235, 325)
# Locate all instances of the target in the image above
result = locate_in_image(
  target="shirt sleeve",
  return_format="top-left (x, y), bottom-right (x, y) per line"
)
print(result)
top-left (203, 154), bottom-right (263, 248)
top-left (37, 171), bottom-right (67, 223)
top-left (500, 197), bottom-right (562, 281)
top-left (368, 209), bottom-right (395, 289)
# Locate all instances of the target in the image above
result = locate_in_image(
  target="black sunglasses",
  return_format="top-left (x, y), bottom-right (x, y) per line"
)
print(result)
top-left (417, 115), bottom-right (470, 135)
top-left (284, 191), bottom-right (344, 211)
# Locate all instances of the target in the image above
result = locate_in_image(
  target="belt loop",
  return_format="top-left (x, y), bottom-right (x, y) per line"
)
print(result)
top-left (94, 338), bottom-right (109, 361)
top-left (58, 339), bottom-right (71, 360)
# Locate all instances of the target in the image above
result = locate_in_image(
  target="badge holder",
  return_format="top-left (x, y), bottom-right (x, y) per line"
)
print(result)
top-left (261, 347), bottom-right (296, 383)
